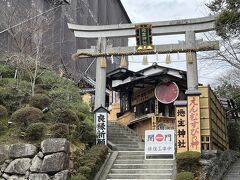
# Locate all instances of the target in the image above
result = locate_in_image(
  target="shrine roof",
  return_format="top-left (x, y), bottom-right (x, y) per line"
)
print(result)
top-left (111, 71), bottom-right (187, 91)
top-left (107, 67), bottom-right (142, 81)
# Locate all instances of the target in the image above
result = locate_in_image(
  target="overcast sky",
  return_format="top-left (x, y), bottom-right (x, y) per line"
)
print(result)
top-left (120, 0), bottom-right (230, 86)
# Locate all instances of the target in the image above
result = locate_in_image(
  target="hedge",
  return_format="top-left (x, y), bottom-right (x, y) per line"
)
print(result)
top-left (72, 145), bottom-right (108, 179)
top-left (176, 171), bottom-right (194, 180)
top-left (176, 151), bottom-right (201, 173)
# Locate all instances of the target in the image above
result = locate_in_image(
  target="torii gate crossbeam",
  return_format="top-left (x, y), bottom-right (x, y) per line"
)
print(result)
top-left (68, 16), bottom-right (219, 110)
top-left (68, 16), bottom-right (215, 38)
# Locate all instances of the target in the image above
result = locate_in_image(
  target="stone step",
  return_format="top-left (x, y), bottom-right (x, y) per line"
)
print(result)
top-left (108, 138), bottom-right (141, 143)
top-left (108, 132), bottom-right (135, 136)
top-left (110, 169), bottom-right (173, 174)
top-left (114, 144), bottom-right (142, 148)
top-left (228, 169), bottom-right (240, 173)
top-left (117, 154), bottom-right (145, 160)
top-left (117, 151), bottom-right (145, 156)
top-left (223, 175), bottom-right (240, 180)
top-left (108, 134), bottom-right (139, 139)
top-left (112, 164), bottom-right (173, 169)
top-left (106, 173), bottom-right (172, 179)
top-left (114, 159), bottom-right (175, 164)
top-left (110, 140), bottom-right (140, 145)
top-left (116, 147), bottom-right (145, 151)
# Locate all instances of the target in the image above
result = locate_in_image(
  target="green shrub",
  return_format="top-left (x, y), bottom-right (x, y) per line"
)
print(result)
top-left (42, 112), bottom-right (54, 122)
top-left (0, 105), bottom-right (8, 119)
top-left (72, 121), bottom-right (95, 144)
top-left (35, 84), bottom-right (50, 91)
top-left (176, 151), bottom-right (201, 172)
top-left (53, 109), bottom-right (79, 125)
top-left (76, 112), bottom-right (87, 121)
top-left (11, 107), bottom-right (43, 127)
top-left (73, 145), bottom-right (108, 179)
top-left (176, 171), bottom-right (194, 180)
top-left (78, 166), bottom-right (91, 179)
top-left (29, 93), bottom-right (51, 110)
top-left (0, 64), bottom-right (15, 78)
top-left (0, 105), bottom-right (8, 135)
top-left (0, 80), bottom-right (31, 113)
top-left (70, 174), bottom-right (87, 180)
top-left (51, 123), bottom-right (69, 138)
top-left (25, 123), bottom-right (46, 140)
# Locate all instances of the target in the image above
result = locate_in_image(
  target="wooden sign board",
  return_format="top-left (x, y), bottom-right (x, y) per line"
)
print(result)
top-left (187, 96), bottom-right (201, 152)
top-left (135, 24), bottom-right (153, 51)
top-left (176, 106), bottom-right (188, 153)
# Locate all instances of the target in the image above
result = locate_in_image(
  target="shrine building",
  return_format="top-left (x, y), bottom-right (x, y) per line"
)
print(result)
top-left (106, 63), bottom-right (229, 151)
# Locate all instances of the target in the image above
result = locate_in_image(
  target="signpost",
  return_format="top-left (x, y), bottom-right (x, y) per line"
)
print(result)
top-left (145, 130), bottom-right (175, 159)
top-left (94, 106), bottom-right (109, 145)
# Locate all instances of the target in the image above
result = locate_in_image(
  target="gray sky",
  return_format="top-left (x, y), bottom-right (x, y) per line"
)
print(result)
top-left (120, 0), bottom-right (229, 86)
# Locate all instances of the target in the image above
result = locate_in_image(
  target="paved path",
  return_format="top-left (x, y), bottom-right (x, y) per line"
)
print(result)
top-left (223, 159), bottom-right (240, 180)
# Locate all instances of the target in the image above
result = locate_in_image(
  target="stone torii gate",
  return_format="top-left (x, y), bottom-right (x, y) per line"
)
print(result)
top-left (68, 16), bottom-right (218, 109)
top-left (68, 16), bottom-right (219, 151)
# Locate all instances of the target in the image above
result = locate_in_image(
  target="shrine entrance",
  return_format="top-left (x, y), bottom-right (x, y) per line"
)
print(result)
top-left (68, 16), bottom-right (220, 152)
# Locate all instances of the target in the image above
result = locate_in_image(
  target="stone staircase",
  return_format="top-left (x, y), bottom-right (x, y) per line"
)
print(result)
top-left (107, 122), bottom-right (144, 151)
top-left (223, 159), bottom-right (240, 180)
top-left (104, 122), bottom-right (176, 180)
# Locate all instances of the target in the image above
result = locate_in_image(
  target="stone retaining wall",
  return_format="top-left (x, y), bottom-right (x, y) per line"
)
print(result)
top-left (199, 150), bottom-right (240, 180)
top-left (0, 138), bottom-right (70, 180)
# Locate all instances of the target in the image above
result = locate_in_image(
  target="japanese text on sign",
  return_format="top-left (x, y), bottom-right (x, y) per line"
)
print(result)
top-left (188, 96), bottom-right (201, 152)
top-left (95, 112), bottom-right (107, 145)
top-left (176, 106), bottom-right (188, 153)
top-left (145, 130), bottom-right (175, 157)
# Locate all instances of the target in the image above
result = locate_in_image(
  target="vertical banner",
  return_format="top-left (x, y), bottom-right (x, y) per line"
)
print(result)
top-left (176, 106), bottom-right (188, 153)
top-left (187, 96), bottom-right (201, 152)
top-left (95, 112), bottom-right (107, 145)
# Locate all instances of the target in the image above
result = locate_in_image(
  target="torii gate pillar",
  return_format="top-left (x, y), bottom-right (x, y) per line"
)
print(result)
top-left (94, 37), bottom-right (107, 109)
top-left (185, 31), bottom-right (199, 90)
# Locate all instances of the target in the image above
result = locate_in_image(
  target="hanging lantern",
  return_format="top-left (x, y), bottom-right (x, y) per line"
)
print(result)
top-left (100, 56), bottom-right (107, 68)
top-left (187, 51), bottom-right (193, 64)
top-left (120, 55), bottom-right (127, 68)
top-left (165, 54), bottom-right (171, 64)
top-left (142, 55), bottom-right (148, 65)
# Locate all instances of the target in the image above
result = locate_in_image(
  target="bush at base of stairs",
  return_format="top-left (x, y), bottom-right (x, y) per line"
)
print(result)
top-left (70, 174), bottom-right (87, 180)
top-left (176, 171), bottom-right (194, 180)
top-left (71, 145), bottom-right (108, 180)
top-left (176, 151), bottom-right (201, 172)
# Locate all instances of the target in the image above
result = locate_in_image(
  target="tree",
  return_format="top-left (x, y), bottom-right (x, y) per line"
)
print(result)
top-left (214, 69), bottom-right (240, 108)
top-left (204, 0), bottom-right (240, 69)
top-left (214, 69), bottom-right (240, 151)
top-left (0, 0), bottom-right (54, 96)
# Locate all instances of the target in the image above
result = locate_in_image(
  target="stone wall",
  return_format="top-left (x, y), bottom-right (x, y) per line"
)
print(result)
top-left (199, 150), bottom-right (240, 180)
top-left (0, 138), bottom-right (70, 180)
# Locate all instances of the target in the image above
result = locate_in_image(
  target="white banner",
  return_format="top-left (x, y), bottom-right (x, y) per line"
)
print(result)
top-left (95, 112), bottom-right (107, 145)
top-left (145, 130), bottom-right (175, 157)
